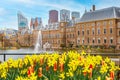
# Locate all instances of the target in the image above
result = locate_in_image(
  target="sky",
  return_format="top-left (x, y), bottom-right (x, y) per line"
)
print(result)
top-left (0, 0), bottom-right (120, 30)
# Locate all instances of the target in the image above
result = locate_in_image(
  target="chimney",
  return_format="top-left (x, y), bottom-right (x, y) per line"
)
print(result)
top-left (92, 5), bottom-right (95, 11)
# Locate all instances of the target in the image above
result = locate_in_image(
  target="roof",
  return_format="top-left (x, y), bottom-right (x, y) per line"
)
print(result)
top-left (79, 7), bottom-right (120, 22)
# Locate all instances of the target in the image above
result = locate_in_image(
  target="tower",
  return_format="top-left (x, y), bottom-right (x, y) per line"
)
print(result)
top-left (71, 11), bottom-right (80, 20)
top-left (17, 11), bottom-right (28, 31)
top-left (30, 17), bottom-right (43, 30)
top-left (60, 9), bottom-right (70, 22)
top-left (49, 10), bottom-right (58, 24)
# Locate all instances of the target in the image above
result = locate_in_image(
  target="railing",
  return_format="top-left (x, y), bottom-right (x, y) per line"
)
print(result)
top-left (0, 53), bottom-right (44, 62)
top-left (0, 53), bottom-right (120, 66)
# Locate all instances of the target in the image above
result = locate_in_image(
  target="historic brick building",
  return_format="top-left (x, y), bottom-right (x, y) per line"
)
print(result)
top-left (75, 7), bottom-right (120, 49)
top-left (40, 7), bottom-right (120, 49)
top-left (17, 6), bottom-right (120, 50)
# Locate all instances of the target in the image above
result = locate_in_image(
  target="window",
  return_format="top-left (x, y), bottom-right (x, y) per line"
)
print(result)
top-left (82, 31), bottom-right (84, 35)
top-left (77, 40), bottom-right (80, 44)
top-left (98, 29), bottom-right (100, 34)
top-left (103, 21), bottom-right (107, 26)
top-left (119, 31), bottom-right (120, 36)
top-left (98, 39), bottom-right (100, 43)
top-left (110, 28), bottom-right (112, 34)
top-left (110, 39), bottom-right (113, 44)
top-left (78, 31), bottom-right (80, 36)
top-left (92, 29), bottom-right (95, 35)
top-left (109, 21), bottom-right (113, 25)
top-left (104, 39), bottom-right (106, 43)
top-left (97, 22), bottom-right (100, 27)
top-left (87, 38), bottom-right (89, 43)
top-left (104, 29), bottom-right (106, 34)
top-left (82, 40), bottom-right (84, 44)
top-left (82, 24), bottom-right (84, 28)
top-left (92, 40), bottom-right (95, 43)
top-left (87, 30), bottom-right (89, 35)
top-left (73, 34), bottom-right (74, 38)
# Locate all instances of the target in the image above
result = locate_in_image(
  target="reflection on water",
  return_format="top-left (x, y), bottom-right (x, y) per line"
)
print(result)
top-left (0, 48), bottom-right (54, 62)
top-left (0, 48), bottom-right (119, 65)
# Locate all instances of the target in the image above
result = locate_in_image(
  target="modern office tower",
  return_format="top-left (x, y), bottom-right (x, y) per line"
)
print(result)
top-left (17, 12), bottom-right (28, 31)
top-left (92, 5), bottom-right (96, 11)
top-left (30, 17), bottom-right (43, 30)
top-left (71, 11), bottom-right (80, 19)
top-left (60, 9), bottom-right (70, 22)
top-left (49, 10), bottom-right (58, 24)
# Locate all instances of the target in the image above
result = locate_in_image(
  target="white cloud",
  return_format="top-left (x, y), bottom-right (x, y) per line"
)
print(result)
top-left (1, 0), bottom-right (120, 29)
top-left (92, 0), bottom-right (120, 10)
top-left (10, 0), bottom-right (85, 12)
top-left (10, 0), bottom-right (35, 4)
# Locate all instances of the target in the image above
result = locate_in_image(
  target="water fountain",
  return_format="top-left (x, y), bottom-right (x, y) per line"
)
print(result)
top-left (34, 30), bottom-right (42, 53)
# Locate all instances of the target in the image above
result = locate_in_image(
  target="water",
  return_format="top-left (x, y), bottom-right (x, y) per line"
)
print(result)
top-left (34, 30), bottom-right (42, 52)
top-left (0, 48), bottom-right (54, 62)
top-left (0, 48), bottom-right (119, 65)
top-left (0, 30), bottom-right (55, 62)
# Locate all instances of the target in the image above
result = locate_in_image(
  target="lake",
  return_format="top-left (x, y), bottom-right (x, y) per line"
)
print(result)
top-left (0, 48), bottom-right (54, 62)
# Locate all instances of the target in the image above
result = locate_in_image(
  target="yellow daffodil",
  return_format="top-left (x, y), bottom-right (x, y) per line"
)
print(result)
top-left (59, 72), bottom-right (65, 80)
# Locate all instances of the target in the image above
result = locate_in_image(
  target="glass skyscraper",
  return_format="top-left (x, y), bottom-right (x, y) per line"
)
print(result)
top-left (17, 12), bottom-right (28, 30)
top-left (60, 9), bottom-right (70, 22)
top-left (71, 11), bottom-right (80, 19)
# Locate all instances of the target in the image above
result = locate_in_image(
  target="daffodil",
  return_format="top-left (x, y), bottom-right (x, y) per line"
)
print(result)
top-left (97, 76), bottom-right (101, 80)
top-left (59, 72), bottom-right (65, 80)
top-left (0, 51), bottom-right (118, 80)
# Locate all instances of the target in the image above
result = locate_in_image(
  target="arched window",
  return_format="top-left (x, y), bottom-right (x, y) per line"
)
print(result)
top-left (98, 29), bottom-right (100, 34)
top-left (110, 39), bottom-right (113, 44)
top-left (92, 29), bottom-right (95, 35)
top-left (104, 29), bottom-right (106, 34)
top-left (104, 39), bottom-right (106, 43)
top-left (82, 30), bottom-right (84, 35)
top-left (110, 28), bottom-right (112, 34)
top-left (78, 31), bottom-right (80, 36)
top-left (92, 40), bottom-right (94, 43)
top-left (87, 38), bottom-right (89, 43)
top-left (119, 31), bottom-right (120, 36)
top-left (98, 39), bottom-right (100, 44)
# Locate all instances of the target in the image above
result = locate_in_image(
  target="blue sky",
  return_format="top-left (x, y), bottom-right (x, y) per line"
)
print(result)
top-left (0, 0), bottom-right (120, 30)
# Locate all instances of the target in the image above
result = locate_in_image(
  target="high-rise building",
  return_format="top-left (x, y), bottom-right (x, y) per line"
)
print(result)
top-left (30, 17), bottom-right (43, 30)
top-left (71, 11), bottom-right (80, 19)
top-left (49, 10), bottom-right (58, 24)
top-left (17, 12), bottom-right (28, 31)
top-left (60, 9), bottom-right (70, 22)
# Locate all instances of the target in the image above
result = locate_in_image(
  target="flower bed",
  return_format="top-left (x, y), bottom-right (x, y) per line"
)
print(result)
top-left (0, 51), bottom-right (119, 80)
